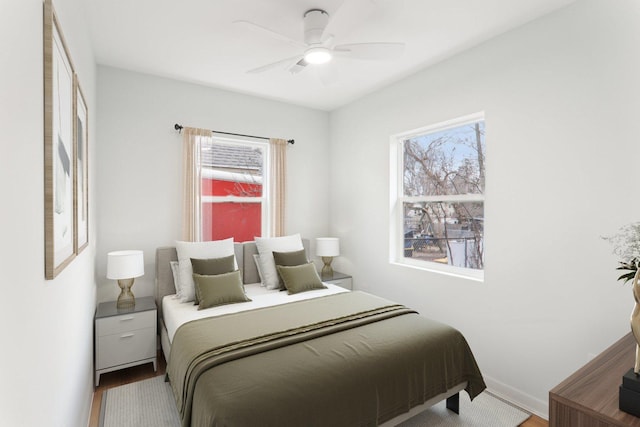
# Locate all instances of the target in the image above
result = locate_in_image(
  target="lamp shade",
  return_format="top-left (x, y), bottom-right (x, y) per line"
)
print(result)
top-left (107, 250), bottom-right (144, 279)
top-left (316, 238), bottom-right (340, 257)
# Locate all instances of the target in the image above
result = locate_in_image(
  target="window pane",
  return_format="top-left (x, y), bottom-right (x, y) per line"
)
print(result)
top-left (200, 139), bottom-right (264, 241)
top-left (201, 177), bottom-right (262, 198)
top-left (403, 201), bottom-right (484, 269)
top-left (403, 121), bottom-right (485, 197)
top-left (201, 141), bottom-right (263, 197)
top-left (202, 202), bottom-right (261, 242)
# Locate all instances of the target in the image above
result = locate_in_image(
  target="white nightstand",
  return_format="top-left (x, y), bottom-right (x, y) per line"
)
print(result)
top-left (94, 296), bottom-right (157, 385)
top-left (321, 271), bottom-right (353, 290)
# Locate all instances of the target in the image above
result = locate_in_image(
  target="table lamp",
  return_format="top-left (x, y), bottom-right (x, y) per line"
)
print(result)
top-left (107, 250), bottom-right (144, 309)
top-left (316, 237), bottom-right (340, 277)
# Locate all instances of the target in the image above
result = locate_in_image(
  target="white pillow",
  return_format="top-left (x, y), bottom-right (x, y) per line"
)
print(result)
top-left (169, 260), bottom-right (181, 299)
top-left (254, 234), bottom-right (303, 290)
top-left (175, 238), bottom-right (235, 303)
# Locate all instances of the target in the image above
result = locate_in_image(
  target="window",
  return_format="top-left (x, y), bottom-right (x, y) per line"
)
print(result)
top-left (200, 138), bottom-right (269, 242)
top-left (390, 113), bottom-right (485, 280)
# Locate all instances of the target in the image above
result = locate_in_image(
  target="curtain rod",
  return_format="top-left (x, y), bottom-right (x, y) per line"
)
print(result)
top-left (174, 124), bottom-right (294, 145)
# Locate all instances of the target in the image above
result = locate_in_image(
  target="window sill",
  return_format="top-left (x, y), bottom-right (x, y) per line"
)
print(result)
top-left (389, 259), bottom-right (484, 282)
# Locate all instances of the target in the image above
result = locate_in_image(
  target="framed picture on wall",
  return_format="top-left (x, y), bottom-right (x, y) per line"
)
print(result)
top-left (44, 0), bottom-right (76, 279)
top-left (74, 81), bottom-right (89, 254)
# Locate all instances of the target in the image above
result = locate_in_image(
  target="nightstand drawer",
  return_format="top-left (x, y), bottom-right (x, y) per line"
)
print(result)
top-left (96, 327), bottom-right (156, 370)
top-left (96, 310), bottom-right (155, 336)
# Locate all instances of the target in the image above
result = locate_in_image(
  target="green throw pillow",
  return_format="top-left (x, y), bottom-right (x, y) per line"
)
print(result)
top-left (192, 270), bottom-right (251, 310)
top-left (190, 255), bottom-right (236, 304)
top-left (273, 249), bottom-right (308, 289)
top-left (272, 249), bottom-right (308, 266)
top-left (276, 262), bottom-right (327, 294)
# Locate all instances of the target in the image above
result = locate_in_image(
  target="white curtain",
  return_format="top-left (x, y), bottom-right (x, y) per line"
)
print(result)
top-left (182, 127), bottom-right (211, 241)
top-left (182, 130), bottom-right (286, 240)
top-left (269, 138), bottom-right (287, 237)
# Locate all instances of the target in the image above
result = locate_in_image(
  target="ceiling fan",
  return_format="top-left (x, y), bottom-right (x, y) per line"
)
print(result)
top-left (235, 6), bottom-right (404, 75)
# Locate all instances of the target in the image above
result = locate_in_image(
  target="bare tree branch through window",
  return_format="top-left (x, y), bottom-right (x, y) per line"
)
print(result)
top-left (399, 118), bottom-right (485, 270)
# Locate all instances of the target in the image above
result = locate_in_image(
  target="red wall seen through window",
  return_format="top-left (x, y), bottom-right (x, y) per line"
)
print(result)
top-left (201, 177), bottom-right (262, 242)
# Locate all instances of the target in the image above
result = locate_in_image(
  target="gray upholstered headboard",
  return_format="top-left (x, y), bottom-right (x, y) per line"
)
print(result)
top-left (155, 239), bottom-right (310, 319)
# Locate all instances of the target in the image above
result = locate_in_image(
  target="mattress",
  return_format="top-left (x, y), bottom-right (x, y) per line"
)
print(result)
top-left (162, 282), bottom-right (348, 342)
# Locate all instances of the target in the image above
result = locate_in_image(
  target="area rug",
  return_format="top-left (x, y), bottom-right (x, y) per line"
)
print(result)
top-left (397, 392), bottom-right (530, 427)
top-left (100, 376), bottom-right (530, 427)
top-left (99, 377), bottom-right (180, 427)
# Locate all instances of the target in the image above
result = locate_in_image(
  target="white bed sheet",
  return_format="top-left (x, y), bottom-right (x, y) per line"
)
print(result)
top-left (162, 282), bottom-right (348, 343)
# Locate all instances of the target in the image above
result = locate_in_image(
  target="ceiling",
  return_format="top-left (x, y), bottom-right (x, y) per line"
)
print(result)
top-left (87, 0), bottom-right (576, 111)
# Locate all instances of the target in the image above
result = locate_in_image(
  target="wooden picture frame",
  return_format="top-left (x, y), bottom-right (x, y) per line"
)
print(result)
top-left (44, 0), bottom-right (76, 279)
top-left (74, 81), bottom-right (89, 254)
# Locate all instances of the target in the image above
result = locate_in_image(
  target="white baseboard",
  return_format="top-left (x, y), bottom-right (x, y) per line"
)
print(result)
top-left (484, 375), bottom-right (549, 420)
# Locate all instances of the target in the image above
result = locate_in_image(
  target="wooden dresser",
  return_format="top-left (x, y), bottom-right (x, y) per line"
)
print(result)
top-left (549, 333), bottom-right (640, 426)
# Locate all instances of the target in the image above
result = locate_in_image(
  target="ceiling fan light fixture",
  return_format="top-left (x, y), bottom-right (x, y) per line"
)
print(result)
top-left (304, 46), bottom-right (332, 65)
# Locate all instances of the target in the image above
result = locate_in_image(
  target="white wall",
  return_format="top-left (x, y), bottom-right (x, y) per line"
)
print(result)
top-left (0, 1), bottom-right (97, 426)
top-left (329, 0), bottom-right (640, 417)
top-left (96, 67), bottom-right (330, 302)
top-left (2, 0), bottom-right (633, 423)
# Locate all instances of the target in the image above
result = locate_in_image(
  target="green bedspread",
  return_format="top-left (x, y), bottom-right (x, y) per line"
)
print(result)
top-left (167, 291), bottom-right (485, 427)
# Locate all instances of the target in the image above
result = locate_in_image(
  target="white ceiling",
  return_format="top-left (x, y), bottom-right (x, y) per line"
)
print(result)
top-left (87, 0), bottom-right (576, 111)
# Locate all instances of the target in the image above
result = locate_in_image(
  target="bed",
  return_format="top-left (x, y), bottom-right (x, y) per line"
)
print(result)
top-left (155, 239), bottom-right (486, 427)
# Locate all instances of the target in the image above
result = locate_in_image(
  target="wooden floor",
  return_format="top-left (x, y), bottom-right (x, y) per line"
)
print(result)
top-left (88, 351), bottom-right (547, 427)
top-left (522, 414), bottom-right (549, 427)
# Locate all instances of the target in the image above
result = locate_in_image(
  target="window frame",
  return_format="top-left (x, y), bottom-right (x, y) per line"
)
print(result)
top-left (389, 112), bottom-right (485, 281)
top-left (199, 136), bottom-right (271, 240)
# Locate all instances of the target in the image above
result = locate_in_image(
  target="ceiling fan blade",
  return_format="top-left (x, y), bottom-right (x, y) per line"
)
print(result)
top-left (322, 0), bottom-right (377, 41)
top-left (321, 34), bottom-right (335, 47)
top-left (313, 63), bottom-right (341, 86)
top-left (333, 42), bottom-right (405, 60)
top-left (288, 58), bottom-right (309, 75)
top-left (234, 20), bottom-right (306, 49)
top-left (247, 55), bottom-right (304, 74)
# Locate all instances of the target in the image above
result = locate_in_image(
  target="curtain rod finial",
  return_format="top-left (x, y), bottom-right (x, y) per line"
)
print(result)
top-left (174, 123), bottom-right (183, 133)
top-left (288, 139), bottom-right (295, 145)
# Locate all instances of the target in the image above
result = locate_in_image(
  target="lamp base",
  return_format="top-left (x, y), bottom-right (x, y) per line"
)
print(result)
top-left (116, 278), bottom-right (136, 309)
top-left (321, 256), bottom-right (334, 278)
